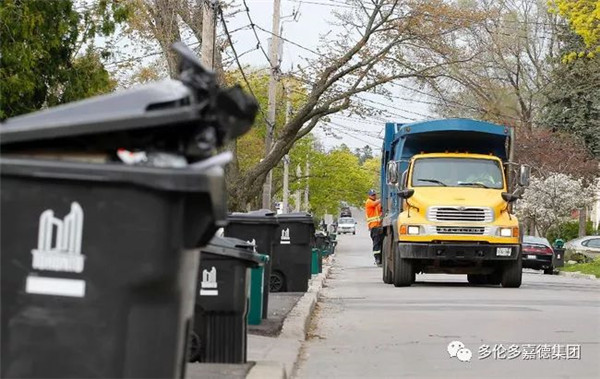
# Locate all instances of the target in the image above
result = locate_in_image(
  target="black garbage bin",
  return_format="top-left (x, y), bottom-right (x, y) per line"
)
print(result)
top-left (271, 213), bottom-right (316, 292)
top-left (553, 248), bottom-right (565, 268)
top-left (0, 44), bottom-right (257, 379)
top-left (224, 210), bottom-right (278, 319)
top-left (190, 237), bottom-right (262, 364)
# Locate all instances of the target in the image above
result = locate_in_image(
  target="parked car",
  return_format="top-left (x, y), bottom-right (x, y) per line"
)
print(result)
top-left (337, 217), bottom-right (356, 235)
top-left (564, 236), bottom-right (600, 259)
top-left (522, 235), bottom-right (554, 275)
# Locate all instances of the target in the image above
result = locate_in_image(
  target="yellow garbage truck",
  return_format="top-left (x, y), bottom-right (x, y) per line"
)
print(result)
top-left (380, 119), bottom-right (530, 287)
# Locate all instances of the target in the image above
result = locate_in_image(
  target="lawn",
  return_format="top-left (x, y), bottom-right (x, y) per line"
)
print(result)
top-left (559, 259), bottom-right (600, 278)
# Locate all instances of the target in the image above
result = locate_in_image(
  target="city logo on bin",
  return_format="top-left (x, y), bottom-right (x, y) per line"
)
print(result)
top-left (280, 228), bottom-right (291, 245)
top-left (200, 267), bottom-right (218, 296)
top-left (31, 202), bottom-right (86, 273)
top-left (246, 239), bottom-right (257, 253)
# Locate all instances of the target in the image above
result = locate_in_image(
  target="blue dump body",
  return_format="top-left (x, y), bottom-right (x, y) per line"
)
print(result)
top-left (380, 118), bottom-right (513, 224)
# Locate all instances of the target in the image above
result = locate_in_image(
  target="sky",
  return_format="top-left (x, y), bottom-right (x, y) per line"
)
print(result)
top-left (99, 0), bottom-right (439, 154)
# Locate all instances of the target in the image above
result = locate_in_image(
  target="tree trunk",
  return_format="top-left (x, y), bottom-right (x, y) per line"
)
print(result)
top-left (579, 206), bottom-right (587, 237)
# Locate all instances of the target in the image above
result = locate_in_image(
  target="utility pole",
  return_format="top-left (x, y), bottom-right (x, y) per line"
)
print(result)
top-left (294, 164), bottom-right (302, 212)
top-left (282, 89), bottom-right (292, 214)
top-left (304, 158), bottom-right (310, 212)
top-left (201, 0), bottom-right (217, 69)
top-left (262, 0), bottom-right (282, 209)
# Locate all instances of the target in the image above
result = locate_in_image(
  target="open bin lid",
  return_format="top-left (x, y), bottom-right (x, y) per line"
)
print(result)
top-left (227, 209), bottom-right (279, 225)
top-left (0, 43), bottom-right (258, 162)
top-left (277, 212), bottom-right (315, 224)
top-left (201, 236), bottom-right (263, 266)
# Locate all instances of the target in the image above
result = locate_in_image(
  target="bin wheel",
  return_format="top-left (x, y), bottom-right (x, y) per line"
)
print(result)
top-left (270, 271), bottom-right (285, 292)
top-left (543, 267), bottom-right (554, 275)
top-left (188, 331), bottom-right (201, 362)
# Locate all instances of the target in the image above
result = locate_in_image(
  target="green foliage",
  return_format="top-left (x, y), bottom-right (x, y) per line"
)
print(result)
top-left (225, 69), bottom-right (307, 173)
top-left (0, 0), bottom-right (127, 119)
top-left (546, 220), bottom-right (598, 242)
top-left (549, 0), bottom-right (600, 58)
top-left (279, 138), bottom-right (380, 218)
top-left (541, 26), bottom-right (600, 158)
top-left (560, 257), bottom-right (600, 276)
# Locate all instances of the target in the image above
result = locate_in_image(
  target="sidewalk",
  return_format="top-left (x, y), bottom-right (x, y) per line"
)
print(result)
top-left (186, 256), bottom-right (333, 379)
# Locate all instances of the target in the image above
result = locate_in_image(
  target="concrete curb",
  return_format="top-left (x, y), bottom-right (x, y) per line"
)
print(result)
top-left (246, 255), bottom-right (334, 379)
top-left (558, 271), bottom-right (598, 280)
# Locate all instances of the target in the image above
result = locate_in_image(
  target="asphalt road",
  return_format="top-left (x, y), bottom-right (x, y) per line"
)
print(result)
top-left (294, 217), bottom-right (600, 378)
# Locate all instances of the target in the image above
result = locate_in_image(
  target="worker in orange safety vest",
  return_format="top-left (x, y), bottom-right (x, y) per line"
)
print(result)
top-left (365, 189), bottom-right (383, 265)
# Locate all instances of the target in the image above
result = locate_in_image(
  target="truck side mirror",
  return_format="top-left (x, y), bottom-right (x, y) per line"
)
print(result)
top-left (518, 165), bottom-right (531, 187)
top-left (501, 192), bottom-right (519, 203)
top-left (387, 161), bottom-right (398, 184)
top-left (398, 189), bottom-right (414, 199)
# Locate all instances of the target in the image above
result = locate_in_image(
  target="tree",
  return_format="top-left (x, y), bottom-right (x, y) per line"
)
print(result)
top-left (550, 0), bottom-right (600, 59)
top-left (425, 0), bottom-right (560, 130)
top-left (354, 145), bottom-right (375, 164)
top-left (541, 26), bottom-right (600, 158)
top-left (122, 0), bottom-right (227, 83)
top-left (515, 173), bottom-right (597, 237)
top-left (303, 145), bottom-right (375, 217)
top-left (225, 0), bottom-right (488, 209)
top-left (0, 0), bottom-right (127, 119)
top-left (514, 127), bottom-right (598, 181)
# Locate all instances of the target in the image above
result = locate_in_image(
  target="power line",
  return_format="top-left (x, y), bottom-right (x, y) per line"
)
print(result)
top-left (242, 0), bottom-right (274, 65)
top-left (219, 6), bottom-right (270, 125)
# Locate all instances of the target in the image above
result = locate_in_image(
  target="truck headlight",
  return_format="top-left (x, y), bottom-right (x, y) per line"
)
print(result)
top-left (407, 226), bottom-right (420, 235)
top-left (499, 227), bottom-right (518, 237)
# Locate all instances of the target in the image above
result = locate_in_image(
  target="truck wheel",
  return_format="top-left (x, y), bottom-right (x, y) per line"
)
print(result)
top-left (487, 271), bottom-right (502, 285)
top-left (382, 234), bottom-right (393, 284)
top-left (393, 244), bottom-right (413, 287)
top-left (501, 258), bottom-right (522, 288)
top-left (467, 274), bottom-right (487, 285)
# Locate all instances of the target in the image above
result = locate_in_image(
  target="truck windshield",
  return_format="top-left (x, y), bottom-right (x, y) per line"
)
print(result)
top-left (411, 158), bottom-right (504, 189)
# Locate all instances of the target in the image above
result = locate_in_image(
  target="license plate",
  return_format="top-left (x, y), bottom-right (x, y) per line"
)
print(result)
top-left (527, 255), bottom-right (536, 260)
top-left (496, 247), bottom-right (512, 257)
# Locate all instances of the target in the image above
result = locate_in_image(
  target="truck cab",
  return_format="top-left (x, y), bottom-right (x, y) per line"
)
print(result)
top-left (380, 119), bottom-right (530, 287)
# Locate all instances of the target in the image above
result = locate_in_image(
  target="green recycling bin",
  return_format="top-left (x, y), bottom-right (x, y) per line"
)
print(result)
top-left (311, 248), bottom-right (321, 275)
top-left (248, 254), bottom-right (269, 325)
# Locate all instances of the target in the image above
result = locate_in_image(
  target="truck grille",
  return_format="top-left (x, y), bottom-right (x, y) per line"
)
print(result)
top-left (427, 206), bottom-right (493, 222)
top-left (436, 226), bottom-right (486, 235)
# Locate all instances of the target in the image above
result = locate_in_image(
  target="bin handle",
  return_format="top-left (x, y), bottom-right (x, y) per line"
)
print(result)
top-left (188, 151), bottom-right (232, 170)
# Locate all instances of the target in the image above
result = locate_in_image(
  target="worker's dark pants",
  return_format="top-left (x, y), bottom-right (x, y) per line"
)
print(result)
top-left (370, 226), bottom-right (383, 263)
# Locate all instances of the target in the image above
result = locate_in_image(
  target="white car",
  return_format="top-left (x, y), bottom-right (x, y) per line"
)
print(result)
top-left (337, 217), bottom-right (357, 235)
top-left (564, 236), bottom-right (600, 259)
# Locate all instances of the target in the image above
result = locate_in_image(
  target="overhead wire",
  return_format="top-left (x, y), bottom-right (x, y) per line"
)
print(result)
top-left (219, 5), bottom-right (270, 125)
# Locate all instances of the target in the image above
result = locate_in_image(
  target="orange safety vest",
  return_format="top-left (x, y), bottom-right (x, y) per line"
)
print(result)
top-left (365, 198), bottom-right (382, 229)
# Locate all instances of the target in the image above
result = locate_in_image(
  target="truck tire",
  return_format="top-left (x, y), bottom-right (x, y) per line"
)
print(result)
top-left (467, 274), bottom-right (487, 285)
top-left (382, 233), bottom-right (393, 284)
top-left (393, 244), bottom-right (413, 287)
top-left (487, 271), bottom-right (502, 285)
top-left (501, 257), bottom-right (522, 288)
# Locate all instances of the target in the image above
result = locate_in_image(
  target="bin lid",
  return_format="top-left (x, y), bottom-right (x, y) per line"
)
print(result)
top-left (202, 236), bottom-right (263, 266)
top-left (276, 212), bottom-right (315, 224)
top-left (227, 209), bottom-right (279, 224)
top-left (0, 43), bottom-right (257, 162)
